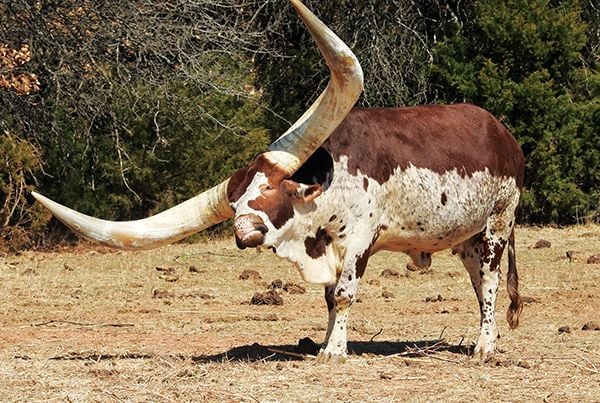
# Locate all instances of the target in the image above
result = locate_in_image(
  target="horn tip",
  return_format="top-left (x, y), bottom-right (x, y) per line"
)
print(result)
top-left (289, 0), bottom-right (309, 15)
top-left (31, 191), bottom-right (54, 210)
top-left (31, 191), bottom-right (44, 202)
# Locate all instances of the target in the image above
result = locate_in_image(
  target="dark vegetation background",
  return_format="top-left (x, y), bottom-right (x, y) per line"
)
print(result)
top-left (1, 0), bottom-right (598, 250)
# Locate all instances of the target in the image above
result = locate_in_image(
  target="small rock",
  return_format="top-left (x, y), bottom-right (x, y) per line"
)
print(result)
top-left (533, 239), bottom-right (551, 249)
top-left (379, 372), bottom-right (394, 380)
top-left (188, 265), bottom-right (204, 273)
top-left (582, 322), bottom-right (600, 331)
top-left (493, 359), bottom-right (512, 367)
top-left (179, 291), bottom-right (214, 299)
top-left (425, 294), bottom-right (443, 302)
top-left (494, 359), bottom-right (531, 369)
top-left (587, 254), bottom-right (600, 264)
top-left (382, 290), bottom-right (395, 299)
top-left (284, 282), bottom-right (306, 294)
top-left (269, 279), bottom-right (283, 289)
top-left (250, 289), bottom-right (283, 306)
top-left (406, 262), bottom-right (420, 272)
top-left (155, 266), bottom-right (175, 274)
top-left (158, 274), bottom-right (179, 282)
top-left (380, 268), bottom-right (400, 278)
top-left (152, 289), bottom-right (175, 299)
top-left (296, 337), bottom-right (319, 355)
top-left (558, 326), bottom-right (571, 334)
top-left (63, 263), bottom-right (74, 271)
top-left (406, 262), bottom-right (432, 273)
top-left (239, 269), bottom-right (261, 280)
top-left (522, 296), bottom-right (541, 304)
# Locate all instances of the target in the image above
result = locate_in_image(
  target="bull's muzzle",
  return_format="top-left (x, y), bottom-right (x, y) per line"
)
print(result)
top-left (234, 213), bottom-right (268, 249)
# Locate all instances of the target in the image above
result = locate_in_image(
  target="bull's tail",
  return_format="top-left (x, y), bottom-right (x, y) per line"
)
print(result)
top-left (506, 228), bottom-right (523, 329)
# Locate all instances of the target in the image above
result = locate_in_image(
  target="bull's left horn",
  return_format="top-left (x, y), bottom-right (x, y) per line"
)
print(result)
top-left (265, 0), bottom-right (364, 175)
top-left (31, 180), bottom-right (232, 250)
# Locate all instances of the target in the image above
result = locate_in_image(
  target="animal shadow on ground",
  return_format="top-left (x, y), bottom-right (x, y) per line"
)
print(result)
top-left (41, 340), bottom-right (472, 364)
top-left (192, 339), bottom-right (472, 363)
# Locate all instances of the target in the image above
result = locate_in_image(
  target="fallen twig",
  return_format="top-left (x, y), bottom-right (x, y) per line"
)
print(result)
top-left (438, 326), bottom-right (448, 340)
top-left (49, 352), bottom-right (154, 361)
top-left (568, 359), bottom-right (600, 375)
top-left (577, 353), bottom-right (598, 370)
top-left (266, 347), bottom-right (309, 360)
top-left (174, 251), bottom-right (243, 263)
top-left (31, 320), bottom-right (134, 328)
top-left (370, 328), bottom-right (384, 342)
top-left (376, 339), bottom-right (463, 364)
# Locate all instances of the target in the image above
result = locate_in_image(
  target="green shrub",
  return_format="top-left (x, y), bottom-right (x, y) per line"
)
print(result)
top-left (430, 0), bottom-right (599, 224)
top-left (0, 134), bottom-right (47, 249)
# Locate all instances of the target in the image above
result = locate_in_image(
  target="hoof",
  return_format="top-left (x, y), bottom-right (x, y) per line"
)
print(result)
top-left (316, 350), bottom-right (347, 364)
top-left (472, 346), bottom-right (495, 363)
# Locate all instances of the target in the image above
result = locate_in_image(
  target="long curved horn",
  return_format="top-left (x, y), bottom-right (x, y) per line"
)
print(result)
top-left (265, 0), bottom-right (364, 174)
top-left (32, 0), bottom-right (361, 249)
top-left (31, 181), bottom-right (232, 250)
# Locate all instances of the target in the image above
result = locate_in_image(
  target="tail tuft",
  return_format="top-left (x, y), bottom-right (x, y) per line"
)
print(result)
top-left (506, 228), bottom-right (523, 329)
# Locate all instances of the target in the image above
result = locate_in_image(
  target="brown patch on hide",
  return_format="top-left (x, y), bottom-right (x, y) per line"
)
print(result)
top-left (323, 104), bottom-right (525, 188)
top-left (304, 227), bottom-right (332, 259)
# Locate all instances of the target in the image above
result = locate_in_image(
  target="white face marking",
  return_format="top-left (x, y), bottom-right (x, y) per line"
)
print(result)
top-left (230, 171), bottom-right (268, 214)
top-left (230, 171), bottom-right (283, 246)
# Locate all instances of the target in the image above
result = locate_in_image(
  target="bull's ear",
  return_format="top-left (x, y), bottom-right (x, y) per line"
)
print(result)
top-left (281, 180), bottom-right (323, 203)
top-left (297, 183), bottom-right (323, 203)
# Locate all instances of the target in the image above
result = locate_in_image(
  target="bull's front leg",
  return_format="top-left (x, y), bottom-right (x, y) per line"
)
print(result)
top-left (317, 244), bottom-right (372, 364)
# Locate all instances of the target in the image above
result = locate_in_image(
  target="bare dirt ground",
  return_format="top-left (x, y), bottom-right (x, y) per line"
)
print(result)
top-left (1, 225), bottom-right (599, 402)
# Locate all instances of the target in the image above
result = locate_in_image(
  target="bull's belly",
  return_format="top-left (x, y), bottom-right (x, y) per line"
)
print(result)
top-left (374, 213), bottom-right (486, 254)
top-left (371, 165), bottom-right (518, 254)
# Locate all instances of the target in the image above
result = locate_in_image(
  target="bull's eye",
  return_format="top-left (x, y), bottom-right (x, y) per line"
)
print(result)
top-left (259, 184), bottom-right (274, 193)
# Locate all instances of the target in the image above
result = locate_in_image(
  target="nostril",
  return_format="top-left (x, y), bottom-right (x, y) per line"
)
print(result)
top-left (257, 224), bottom-right (268, 234)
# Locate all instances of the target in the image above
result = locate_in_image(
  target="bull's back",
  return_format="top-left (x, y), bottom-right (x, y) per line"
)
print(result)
top-left (324, 104), bottom-right (524, 188)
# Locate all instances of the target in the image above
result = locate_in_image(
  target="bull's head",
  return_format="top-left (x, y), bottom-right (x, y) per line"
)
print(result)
top-left (32, 0), bottom-right (363, 252)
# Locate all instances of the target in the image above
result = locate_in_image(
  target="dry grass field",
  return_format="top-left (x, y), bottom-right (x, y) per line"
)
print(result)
top-left (1, 225), bottom-right (599, 402)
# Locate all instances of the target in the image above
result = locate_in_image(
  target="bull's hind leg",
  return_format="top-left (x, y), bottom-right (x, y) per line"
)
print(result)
top-left (456, 209), bottom-right (516, 361)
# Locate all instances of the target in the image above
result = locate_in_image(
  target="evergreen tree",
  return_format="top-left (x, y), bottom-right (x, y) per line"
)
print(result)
top-left (431, 0), bottom-right (599, 223)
